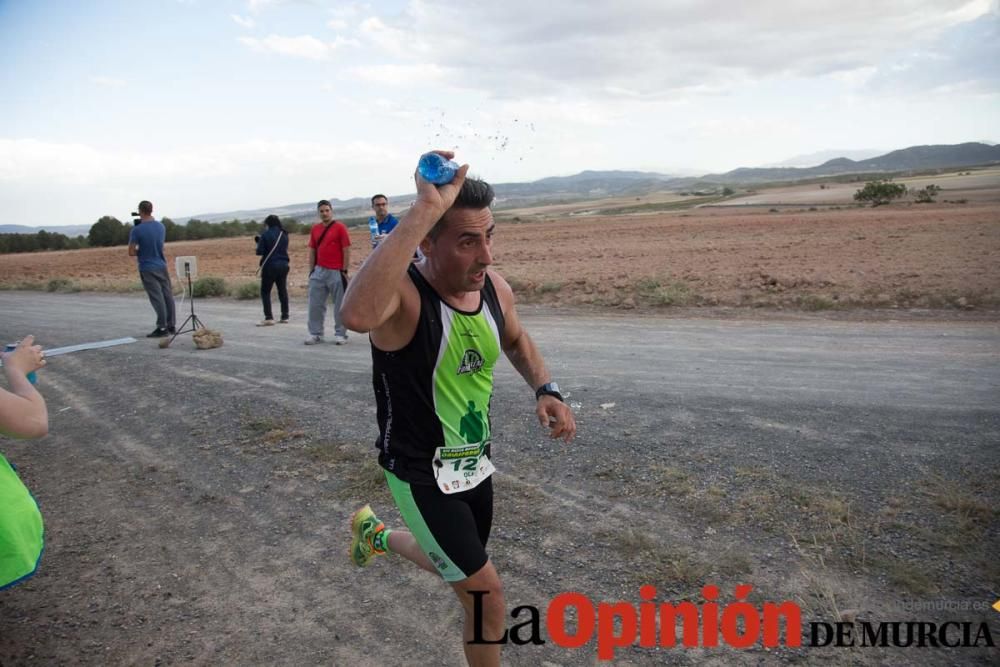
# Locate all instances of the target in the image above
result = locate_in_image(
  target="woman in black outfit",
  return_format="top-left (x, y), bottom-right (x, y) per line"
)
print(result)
top-left (255, 214), bottom-right (290, 325)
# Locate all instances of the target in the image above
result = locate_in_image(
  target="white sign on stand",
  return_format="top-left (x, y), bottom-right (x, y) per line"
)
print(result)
top-left (175, 256), bottom-right (198, 280)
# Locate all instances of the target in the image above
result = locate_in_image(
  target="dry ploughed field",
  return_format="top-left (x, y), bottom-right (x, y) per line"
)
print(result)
top-left (3, 201), bottom-right (998, 313)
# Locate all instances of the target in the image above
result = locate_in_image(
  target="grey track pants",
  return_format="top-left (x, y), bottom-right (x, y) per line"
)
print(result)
top-left (307, 266), bottom-right (347, 337)
top-left (140, 268), bottom-right (176, 330)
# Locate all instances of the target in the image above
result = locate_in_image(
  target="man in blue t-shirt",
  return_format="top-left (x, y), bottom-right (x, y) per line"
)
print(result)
top-left (368, 194), bottom-right (400, 248)
top-left (128, 200), bottom-right (176, 337)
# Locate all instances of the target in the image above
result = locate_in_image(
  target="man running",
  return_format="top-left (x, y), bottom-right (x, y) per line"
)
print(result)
top-left (341, 151), bottom-right (576, 667)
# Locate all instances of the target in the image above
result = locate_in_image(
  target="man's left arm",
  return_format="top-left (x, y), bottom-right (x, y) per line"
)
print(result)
top-left (493, 272), bottom-right (576, 442)
top-left (341, 227), bottom-right (351, 275)
top-left (127, 228), bottom-right (138, 257)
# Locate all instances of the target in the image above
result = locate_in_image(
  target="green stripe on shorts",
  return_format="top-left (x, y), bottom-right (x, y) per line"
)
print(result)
top-left (384, 470), bottom-right (467, 582)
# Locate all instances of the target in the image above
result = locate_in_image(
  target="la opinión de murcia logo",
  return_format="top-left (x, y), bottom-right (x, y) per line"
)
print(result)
top-left (467, 585), bottom-right (997, 661)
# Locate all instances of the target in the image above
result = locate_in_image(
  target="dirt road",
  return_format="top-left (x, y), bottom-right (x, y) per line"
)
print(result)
top-left (1, 292), bottom-right (997, 665)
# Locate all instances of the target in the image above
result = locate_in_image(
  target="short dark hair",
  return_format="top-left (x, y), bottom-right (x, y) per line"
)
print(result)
top-left (427, 177), bottom-right (495, 240)
top-left (264, 214), bottom-right (282, 229)
top-left (371, 194), bottom-right (387, 206)
top-left (138, 200), bottom-right (153, 215)
top-left (317, 200), bottom-right (331, 210)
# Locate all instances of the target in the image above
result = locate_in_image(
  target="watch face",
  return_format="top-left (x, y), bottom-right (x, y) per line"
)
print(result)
top-left (548, 382), bottom-right (560, 393)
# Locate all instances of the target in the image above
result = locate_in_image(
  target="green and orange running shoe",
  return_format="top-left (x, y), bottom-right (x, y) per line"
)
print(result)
top-left (350, 504), bottom-right (386, 567)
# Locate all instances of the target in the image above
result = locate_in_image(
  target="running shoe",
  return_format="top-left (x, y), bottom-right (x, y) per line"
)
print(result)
top-left (350, 504), bottom-right (386, 567)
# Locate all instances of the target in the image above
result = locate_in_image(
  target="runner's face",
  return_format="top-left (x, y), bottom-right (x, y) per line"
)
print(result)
top-left (428, 207), bottom-right (495, 293)
top-left (372, 198), bottom-right (388, 221)
top-left (318, 205), bottom-right (333, 223)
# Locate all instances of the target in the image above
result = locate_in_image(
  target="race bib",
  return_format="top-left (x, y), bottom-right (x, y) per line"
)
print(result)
top-left (433, 442), bottom-right (495, 494)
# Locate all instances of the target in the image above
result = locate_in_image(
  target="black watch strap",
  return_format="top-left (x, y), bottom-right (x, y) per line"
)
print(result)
top-left (535, 382), bottom-right (563, 402)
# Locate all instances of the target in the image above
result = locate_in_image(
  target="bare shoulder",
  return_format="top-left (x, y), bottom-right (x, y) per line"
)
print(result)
top-left (487, 269), bottom-right (516, 311)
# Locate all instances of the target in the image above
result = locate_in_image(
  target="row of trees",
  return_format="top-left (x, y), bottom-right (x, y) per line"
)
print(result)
top-left (0, 230), bottom-right (90, 254)
top-left (2, 215), bottom-right (309, 255)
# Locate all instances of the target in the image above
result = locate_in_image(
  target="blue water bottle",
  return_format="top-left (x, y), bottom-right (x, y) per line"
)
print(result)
top-left (418, 152), bottom-right (459, 185)
top-left (4, 343), bottom-right (37, 385)
top-left (368, 216), bottom-right (380, 248)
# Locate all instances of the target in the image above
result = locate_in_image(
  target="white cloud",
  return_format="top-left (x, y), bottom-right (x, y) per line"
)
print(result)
top-left (329, 2), bottom-right (370, 19)
top-left (0, 137), bottom-right (407, 224)
top-left (829, 66), bottom-right (879, 86)
top-left (356, 0), bottom-right (997, 100)
top-left (360, 16), bottom-right (428, 58)
top-left (231, 14), bottom-right (255, 29)
top-left (90, 75), bottom-right (126, 88)
top-left (239, 34), bottom-right (353, 60)
top-left (331, 35), bottom-right (361, 49)
top-left (351, 63), bottom-right (448, 85)
top-left (247, 0), bottom-right (278, 13)
top-left (327, 19), bottom-right (348, 30)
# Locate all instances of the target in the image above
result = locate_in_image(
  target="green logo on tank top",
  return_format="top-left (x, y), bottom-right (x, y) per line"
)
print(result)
top-left (457, 349), bottom-right (485, 375)
top-left (459, 400), bottom-right (487, 444)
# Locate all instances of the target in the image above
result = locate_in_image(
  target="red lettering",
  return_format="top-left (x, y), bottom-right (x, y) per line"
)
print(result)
top-left (702, 585), bottom-right (720, 647)
top-left (659, 602), bottom-right (700, 647)
top-left (762, 602), bottom-right (802, 647)
top-left (547, 593), bottom-right (595, 648)
top-left (639, 585), bottom-right (657, 648)
top-left (597, 602), bottom-right (637, 660)
top-left (720, 585), bottom-right (760, 648)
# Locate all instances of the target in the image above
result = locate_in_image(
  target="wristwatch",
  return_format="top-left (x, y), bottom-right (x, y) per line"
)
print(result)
top-left (535, 382), bottom-right (563, 402)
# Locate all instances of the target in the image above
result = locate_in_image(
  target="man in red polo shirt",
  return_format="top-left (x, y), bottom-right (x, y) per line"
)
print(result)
top-left (305, 199), bottom-right (351, 345)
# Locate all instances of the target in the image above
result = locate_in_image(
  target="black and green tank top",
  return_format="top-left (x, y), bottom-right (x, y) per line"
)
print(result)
top-left (371, 263), bottom-right (505, 485)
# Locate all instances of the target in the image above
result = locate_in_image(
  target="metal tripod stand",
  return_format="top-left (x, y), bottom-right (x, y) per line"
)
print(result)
top-left (165, 268), bottom-right (207, 346)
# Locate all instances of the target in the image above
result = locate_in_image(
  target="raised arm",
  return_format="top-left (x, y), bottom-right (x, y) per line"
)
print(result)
top-left (341, 152), bottom-right (468, 333)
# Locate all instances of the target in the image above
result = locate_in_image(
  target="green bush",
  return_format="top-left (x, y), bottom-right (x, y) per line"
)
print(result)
top-left (798, 294), bottom-right (836, 311)
top-left (636, 278), bottom-right (695, 306)
top-left (232, 281), bottom-right (260, 300)
top-left (854, 179), bottom-right (907, 206)
top-left (192, 276), bottom-right (227, 298)
top-left (913, 184), bottom-right (941, 204)
top-left (537, 281), bottom-right (563, 294)
top-left (46, 278), bottom-right (78, 293)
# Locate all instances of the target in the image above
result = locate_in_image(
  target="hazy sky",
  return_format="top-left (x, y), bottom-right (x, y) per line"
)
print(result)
top-left (1, 0), bottom-right (998, 228)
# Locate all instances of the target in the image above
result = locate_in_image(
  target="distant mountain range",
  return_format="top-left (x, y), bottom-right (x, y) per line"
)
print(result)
top-left (763, 148), bottom-right (887, 168)
top-left (696, 142), bottom-right (1000, 185)
top-left (3, 142), bottom-right (998, 235)
top-left (176, 170), bottom-right (680, 224)
top-left (0, 223), bottom-right (93, 237)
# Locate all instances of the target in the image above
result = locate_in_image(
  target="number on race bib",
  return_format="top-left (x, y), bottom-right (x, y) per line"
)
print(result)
top-left (434, 444), bottom-right (496, 494)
